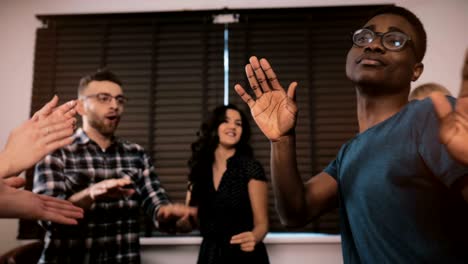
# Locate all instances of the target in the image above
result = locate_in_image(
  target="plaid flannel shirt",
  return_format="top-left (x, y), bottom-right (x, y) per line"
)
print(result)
top-left (33, 128), bottom-right (170, 264)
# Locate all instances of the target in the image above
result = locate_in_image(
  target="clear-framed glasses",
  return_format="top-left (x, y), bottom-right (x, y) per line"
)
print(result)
top-left (81, 93), bottom-right (128, 105)
top-left (352, 28), bottom-right (412, 51)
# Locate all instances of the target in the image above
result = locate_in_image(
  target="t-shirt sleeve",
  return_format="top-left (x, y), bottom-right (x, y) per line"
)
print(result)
top-left (417, 97), bottom-right (468, 187)
top-left (324, 158), bottom-right (338, 180)
top-left (324, 142), bottom-right (349, 181)
top-left (246, 159), bottom-right (267, 182)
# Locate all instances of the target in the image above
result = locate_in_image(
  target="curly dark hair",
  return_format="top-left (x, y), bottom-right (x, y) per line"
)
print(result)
top-left (188, 104), bottom-right (253, 184)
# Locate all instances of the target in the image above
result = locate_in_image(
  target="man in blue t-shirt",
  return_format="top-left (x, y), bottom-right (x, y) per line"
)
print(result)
top-left (234, 5), bottom-right (468, 264)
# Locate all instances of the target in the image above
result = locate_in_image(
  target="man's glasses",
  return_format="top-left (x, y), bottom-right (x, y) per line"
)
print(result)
top-left (81, 93), bottom-right (128, 105)
top-left (352, 28), bottom-right (412, 51)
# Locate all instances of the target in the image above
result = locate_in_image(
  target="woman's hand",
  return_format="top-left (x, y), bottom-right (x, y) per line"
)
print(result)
top-left (230, 231), bottom-right (257, 252)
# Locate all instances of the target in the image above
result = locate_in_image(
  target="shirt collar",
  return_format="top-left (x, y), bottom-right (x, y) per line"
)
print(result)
top-left (74, 128), bottom-right (91, 145)
top-left (74, 128), bottom-right (118, 146)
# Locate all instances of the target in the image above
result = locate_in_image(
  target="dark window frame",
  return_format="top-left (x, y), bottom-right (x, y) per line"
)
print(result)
top-left (19, 5), bottom-right (387, 239)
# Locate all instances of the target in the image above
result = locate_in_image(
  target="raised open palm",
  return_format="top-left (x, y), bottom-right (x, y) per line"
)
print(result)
top-left (0, 181), bottom-right (83, 224)
top-left (234, 56), bottom-right (298, 141)
top-left (89, 177), bottom-right (135, 201)
top-left (431, 49), bottom-right (468, 165)
top-left (2, 96), bottom-right (76, 177)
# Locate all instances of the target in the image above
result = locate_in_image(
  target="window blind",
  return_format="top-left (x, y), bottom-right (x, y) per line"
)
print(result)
top-left (19, 5), bottom-right (387, 239)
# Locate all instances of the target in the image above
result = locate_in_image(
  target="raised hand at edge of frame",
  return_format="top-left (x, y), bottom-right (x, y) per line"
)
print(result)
top-left (0, 95), bottom-right (77, 178)
top-left (0, 181), bottom-right (83, 225)
top-left (431, 49), bottom-right (468, 165)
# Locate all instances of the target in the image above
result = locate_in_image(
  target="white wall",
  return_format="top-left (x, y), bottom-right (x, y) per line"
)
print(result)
top-left (0, 0), bottom-right (467, 255)
top-left (139, 234), bottom-right (342, 264)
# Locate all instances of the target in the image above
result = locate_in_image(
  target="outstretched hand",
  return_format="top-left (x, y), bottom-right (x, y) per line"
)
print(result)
top-left (2, 175), bottom-right (26, 188)
top-left (234, 56), bottom-right (298, 141)
top-left (431, 49), bottom-right (468, 165)
top-left (230, 231), bottom-right (257, 252)
top-left (157, 203), bottom-right (197, 221)
top-left (156, 203), bottom-right (197, 233)
top-left (0, 181), bottom-right (83, 224)
top-left (89, 177), bottom-right (135, 201)
top-left (1, 95), bottom-right (76, 178)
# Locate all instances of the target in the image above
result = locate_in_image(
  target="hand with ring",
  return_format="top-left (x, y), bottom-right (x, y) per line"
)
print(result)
top-left (0, 95), bottom-right (77, 178)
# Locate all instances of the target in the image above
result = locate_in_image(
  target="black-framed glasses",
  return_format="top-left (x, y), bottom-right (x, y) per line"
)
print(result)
top-left (352, 28), bottom-right (412, 51)
top-left (81, 93), bottom-right (128, 105)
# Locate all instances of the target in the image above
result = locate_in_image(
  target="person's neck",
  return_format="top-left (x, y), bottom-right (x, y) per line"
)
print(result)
top-left (355, 88), bottom-right (409, 133)
top-left (82, 125), bottom-right (113, 150)
top-left (213, 145), bottom-right (236, 169)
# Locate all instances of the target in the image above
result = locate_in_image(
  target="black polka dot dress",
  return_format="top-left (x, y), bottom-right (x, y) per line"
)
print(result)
top-left (190, 154), bottom-right (270, 264)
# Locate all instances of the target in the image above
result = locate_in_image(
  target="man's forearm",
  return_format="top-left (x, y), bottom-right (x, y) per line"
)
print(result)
top-left (271, 134), bottom-right (309, 226)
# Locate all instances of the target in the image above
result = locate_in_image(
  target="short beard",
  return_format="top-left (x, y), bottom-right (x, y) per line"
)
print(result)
top-left (88, 117), bottom-right (119, 137)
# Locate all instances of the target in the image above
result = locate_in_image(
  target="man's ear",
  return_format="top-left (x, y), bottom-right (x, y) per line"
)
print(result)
top-left (76, 99), bottom-right (85, 116)
top-left (412, 62), bottom-right (424, 82)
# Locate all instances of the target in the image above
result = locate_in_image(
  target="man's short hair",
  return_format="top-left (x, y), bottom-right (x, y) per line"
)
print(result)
top-left (78, 69), bottom-right (122, 95)
top-left (367, 5), bottom-right (427, 62)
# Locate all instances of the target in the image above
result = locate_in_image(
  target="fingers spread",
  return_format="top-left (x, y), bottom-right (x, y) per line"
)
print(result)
top-left (245, 63), bottom-right (263, 99)
top-left (53, 100), bottom-right (77, 114)
top-left (259, 58), bottom-right (280, 91)
top-left (250, 57), bottom-right (270, 93)
top-left (33, 95), bottom-right (59, 119)
top-left (52, 100), bottom-right (77, 121)
top-left (234, 84), bottom-right (255, 108)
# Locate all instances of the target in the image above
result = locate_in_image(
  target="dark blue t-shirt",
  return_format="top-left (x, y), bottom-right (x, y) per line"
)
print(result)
top-left (325, 97), bottom-right (468, 263)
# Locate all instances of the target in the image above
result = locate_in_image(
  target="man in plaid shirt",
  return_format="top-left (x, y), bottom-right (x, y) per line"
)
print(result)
top-left (33, 69), bottom-right (196, 264)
